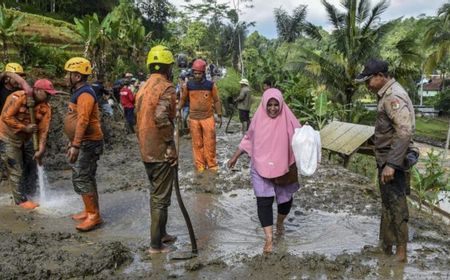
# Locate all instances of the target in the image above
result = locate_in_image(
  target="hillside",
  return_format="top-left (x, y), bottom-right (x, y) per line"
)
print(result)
top-left (6, 8), bottom-right (82, 48)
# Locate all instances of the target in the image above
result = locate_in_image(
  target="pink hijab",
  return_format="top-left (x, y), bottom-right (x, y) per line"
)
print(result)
top-left (239, 88), bottom-right (301, 178)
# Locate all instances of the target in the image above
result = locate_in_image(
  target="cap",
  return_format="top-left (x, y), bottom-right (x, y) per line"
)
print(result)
top-left (34, 79), bottom-right (57, 95)
top-left (239, 78), bottom-right (249, 86)
top-left (355, 59), bottom-right (389, 83)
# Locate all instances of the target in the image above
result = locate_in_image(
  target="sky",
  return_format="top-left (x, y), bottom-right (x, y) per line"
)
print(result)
top-left (170, 0), bottom-right (447, 38)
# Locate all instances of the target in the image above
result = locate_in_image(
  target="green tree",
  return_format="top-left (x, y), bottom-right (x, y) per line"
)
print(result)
top-left (424, 3), bottom-right (450, 75)
top-left (274, 5), bottom-right (317, 43)
top-left (137, 0), bottom-right (174, 40)
top-left (298, 0), bottom-right (393, 109)
top-left (0, 6), bottom-right (23, 63)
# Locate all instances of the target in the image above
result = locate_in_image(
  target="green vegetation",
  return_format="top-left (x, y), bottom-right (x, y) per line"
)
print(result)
top-left (411, 149), bottom-right (449, 211)
top-left (416, 117), bottom-right (449, 142)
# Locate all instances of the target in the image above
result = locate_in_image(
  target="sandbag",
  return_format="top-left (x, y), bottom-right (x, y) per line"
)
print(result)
top-left (291, 125), bottom-right (321, 176)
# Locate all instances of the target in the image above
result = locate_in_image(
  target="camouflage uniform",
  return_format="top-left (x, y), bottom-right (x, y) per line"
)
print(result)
top-left (374, 78), bottom-right (415, 247)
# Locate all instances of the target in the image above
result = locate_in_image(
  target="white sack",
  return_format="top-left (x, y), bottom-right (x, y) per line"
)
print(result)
top-left (291, 125), bottom-right (321, 176)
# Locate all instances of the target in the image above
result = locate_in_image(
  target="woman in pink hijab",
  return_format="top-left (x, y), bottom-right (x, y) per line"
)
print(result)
top-left (227, 88), bottom-right (301, 253)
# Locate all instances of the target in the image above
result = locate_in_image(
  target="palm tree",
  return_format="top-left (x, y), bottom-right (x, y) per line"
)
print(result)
top-left (274, 5), bottom-right (319, 43)
top-left (424, 3), bottom-right (450, 75)
top-left (298, 0), bottom-right (393, 107)
top-left (0, 6), bottom-right (23, 63)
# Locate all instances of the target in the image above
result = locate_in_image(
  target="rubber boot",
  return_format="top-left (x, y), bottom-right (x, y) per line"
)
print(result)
top-left (18, 200), bottom-right (39, 209)
top-left (72, 192), bottom-right (99, 220)
top-left (76, 193), bottom-right (103, 232)
top-left (150, 208), bottom-right (169, 249)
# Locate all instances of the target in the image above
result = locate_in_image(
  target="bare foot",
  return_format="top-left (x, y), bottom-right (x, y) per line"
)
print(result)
top-left (162, 234), bottom-right (177, 243)
top-left (263, 238), bottom-right (273, 253)
top-left (147, 245), bottom-right (172, 254)
top-left (275, 223), bottom-right (285, 237)
top-left (394, 245), bottom-right (407, 262)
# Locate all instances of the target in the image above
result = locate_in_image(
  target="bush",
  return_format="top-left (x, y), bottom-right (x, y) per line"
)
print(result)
top-left (216, 67), bottom-right (241, 116)
top-left (435, 88), bottom-right (450, 115)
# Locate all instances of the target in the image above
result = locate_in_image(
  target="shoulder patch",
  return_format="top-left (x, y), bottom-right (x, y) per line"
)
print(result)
top-left (391, 99), bottom-right (400, 110)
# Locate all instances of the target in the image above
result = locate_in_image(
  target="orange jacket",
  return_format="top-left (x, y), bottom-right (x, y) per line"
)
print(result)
top-left (0, 90), bottom-right (51, 149)
top-left (64, 85), bottom-right (103, 147)
top-left (135, 73), bottom-right (176, 163)
top-left (179, 79), bottom-right (222, 120)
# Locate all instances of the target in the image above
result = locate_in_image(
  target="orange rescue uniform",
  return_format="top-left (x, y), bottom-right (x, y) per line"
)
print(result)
top-left (64, 85), bottom-right (103, 146)
top-left (135, 73), bottom-right (176, 162)
top-left (179, 79), bottom-right (222, 171)
top-left (0, 90), bottom-right (51, 148)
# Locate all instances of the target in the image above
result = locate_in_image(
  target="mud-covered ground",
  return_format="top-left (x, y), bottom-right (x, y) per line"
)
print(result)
top-left (0, 115), bottom-right (449, 279)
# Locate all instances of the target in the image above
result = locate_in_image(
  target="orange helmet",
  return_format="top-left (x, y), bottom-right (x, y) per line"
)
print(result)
top-left (191, 59), bottom-right (206, 72)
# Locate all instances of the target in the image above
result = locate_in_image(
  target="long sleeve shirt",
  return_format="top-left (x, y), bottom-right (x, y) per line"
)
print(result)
top-left (0, 91), bottom-right (51, 149)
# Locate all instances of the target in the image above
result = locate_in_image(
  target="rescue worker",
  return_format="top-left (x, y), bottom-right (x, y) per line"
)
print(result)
top-left (178, 59), bottom-right (222, 172)
top-left (119, 79), bottom-right (135, 134)
top-left (0, 79), bottom-right (57, 209)
top-left (64, 57), bottom-right (104, 232)
top-left (356, 58), bottom-right (415, 262)
top-left (0, 63), bottom-right (32, 113)
top-left (135, 45), bottom-right (177, 254)
top-left (234, 78), bottom-right (252, 134)
top-left (0, 63), bottom-right (33, 190)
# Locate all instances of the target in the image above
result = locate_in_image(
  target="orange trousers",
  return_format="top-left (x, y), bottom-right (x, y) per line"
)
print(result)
top-left (189, 116), bottom-right (218, 171)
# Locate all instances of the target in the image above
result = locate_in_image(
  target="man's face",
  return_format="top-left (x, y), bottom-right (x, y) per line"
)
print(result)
top-left (193, 71), bottom-right (203, 81)
top-left (65, 72), bottom-right (80, 87)
top-left (4, 77), bottom-right (19, 89)
top-left (34, 89), bottom-right (48, 103)
top-left (365, 74), bottom-right (386, 93)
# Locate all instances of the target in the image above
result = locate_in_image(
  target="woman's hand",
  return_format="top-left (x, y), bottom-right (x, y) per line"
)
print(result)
top-left (227, 148), bottom-right (244, 169)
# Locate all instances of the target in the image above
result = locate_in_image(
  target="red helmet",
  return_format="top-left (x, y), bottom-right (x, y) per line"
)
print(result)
top-left (191, 59), bottom-right (207, 72)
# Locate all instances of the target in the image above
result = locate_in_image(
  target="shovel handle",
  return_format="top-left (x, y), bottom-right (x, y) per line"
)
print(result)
top-left (27, 98), bottom-right (39, 151)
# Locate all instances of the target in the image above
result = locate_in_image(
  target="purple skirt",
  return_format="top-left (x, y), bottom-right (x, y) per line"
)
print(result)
top-left (250, 166), bottom-right (300, 204)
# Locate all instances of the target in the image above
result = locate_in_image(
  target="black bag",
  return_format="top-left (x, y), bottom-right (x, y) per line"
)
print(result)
top-left (271, 164), bottom-right (299, 186)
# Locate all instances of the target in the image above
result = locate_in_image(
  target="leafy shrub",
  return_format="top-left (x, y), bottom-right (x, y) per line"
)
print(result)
top-left (411, 149), bottom-right (449, 211)
top-left (216, 67), bottom-right (241, 116)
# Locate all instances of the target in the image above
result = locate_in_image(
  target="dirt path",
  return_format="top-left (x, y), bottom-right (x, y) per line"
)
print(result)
top-left (0, 121), bottom-right (449, 279)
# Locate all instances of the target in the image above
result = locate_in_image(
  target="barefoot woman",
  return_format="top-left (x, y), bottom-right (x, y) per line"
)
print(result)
top-left (227, 88), bottom-right (301, 253)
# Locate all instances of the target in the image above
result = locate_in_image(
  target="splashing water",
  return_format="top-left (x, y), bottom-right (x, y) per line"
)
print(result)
top-left (37, 165), bottom-right (47, 202)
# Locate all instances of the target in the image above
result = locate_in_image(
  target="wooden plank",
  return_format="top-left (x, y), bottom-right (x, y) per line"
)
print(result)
top-left (320, 121), bottom-right (374, 155)
top-left (321, 122), bottom-right (354, 148)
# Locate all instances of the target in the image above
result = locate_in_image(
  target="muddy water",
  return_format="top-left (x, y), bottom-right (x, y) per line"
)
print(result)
top-left (0, 121), bottom-right (449, 279)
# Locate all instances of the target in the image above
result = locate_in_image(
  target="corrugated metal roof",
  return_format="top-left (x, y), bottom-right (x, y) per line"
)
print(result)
top-left (320, 121), bottom-right (374, 155)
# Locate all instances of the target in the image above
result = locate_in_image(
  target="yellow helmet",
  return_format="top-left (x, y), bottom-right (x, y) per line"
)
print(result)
top-left (64, 57), bottom-right (92, 75)
top-left (4, 63), bottom-right (24, 74)
top-left (147, 45), bottom-right (174, 66)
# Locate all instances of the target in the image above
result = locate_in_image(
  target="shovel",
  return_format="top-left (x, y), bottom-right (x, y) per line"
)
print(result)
top-left (27, 97), bottom-right (39, 152)
top-left (169, 116), bottom-right (198, 260)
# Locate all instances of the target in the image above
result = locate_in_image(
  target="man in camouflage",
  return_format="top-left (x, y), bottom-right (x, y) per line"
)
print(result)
top-left (356, 59), bottom-right (415, 262)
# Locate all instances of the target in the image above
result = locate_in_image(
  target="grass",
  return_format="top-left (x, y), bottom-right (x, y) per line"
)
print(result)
top-left (416, 117), bottom-right (449, 142)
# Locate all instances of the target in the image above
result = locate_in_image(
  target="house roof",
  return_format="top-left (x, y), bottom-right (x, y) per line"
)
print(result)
top-left (423, 78), bottom-right (442, 91)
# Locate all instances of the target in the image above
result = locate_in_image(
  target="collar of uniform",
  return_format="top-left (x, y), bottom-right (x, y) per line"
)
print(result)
top-left (150, 73), bottom-right (167, 80)
top-left (376, 78), bottom-right (396, 98)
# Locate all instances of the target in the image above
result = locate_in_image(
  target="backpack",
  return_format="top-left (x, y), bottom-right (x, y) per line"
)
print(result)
top-left (291, 125), bottom-right (321, 176)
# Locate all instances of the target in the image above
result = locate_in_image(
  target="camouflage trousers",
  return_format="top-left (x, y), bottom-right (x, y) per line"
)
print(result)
top-left (72, 140), bottom-right (103, 195)
top-left (144, 162), bottom-right (174, 249)
top-left (0, 140), bottom-right (37, 204)
top-left (378, 168), bottom-right (409, 246)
